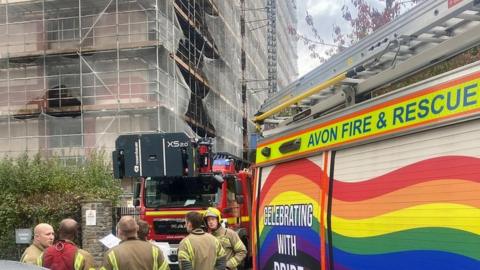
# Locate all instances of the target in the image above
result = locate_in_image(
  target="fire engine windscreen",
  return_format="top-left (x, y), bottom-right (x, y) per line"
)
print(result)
top-left (145, 177), bottom-right (221, 208)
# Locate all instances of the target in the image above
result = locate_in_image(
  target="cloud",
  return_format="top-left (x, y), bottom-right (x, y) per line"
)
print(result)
top-left (297, 44), bottom-right (323, 77)
top-left (296, 0), bottom-right (349, 76)
top-left (295, 0), bottom-right (395, 76)
top-left (308, 1), bottom-right (343, 17)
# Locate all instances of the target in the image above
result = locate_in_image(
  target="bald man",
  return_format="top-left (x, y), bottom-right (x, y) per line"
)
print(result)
top-left (100, 216), bottom-right (169, 270)
top-left (38, 218), bottom-right (95, 270)
top-left (20, 223), bottom-right (54, 264)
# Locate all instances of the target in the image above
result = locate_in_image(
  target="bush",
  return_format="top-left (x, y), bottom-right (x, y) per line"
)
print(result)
top-left (0, 151), bottom-right (121, 260)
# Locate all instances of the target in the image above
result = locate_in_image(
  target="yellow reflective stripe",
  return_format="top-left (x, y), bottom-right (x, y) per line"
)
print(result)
top-left (226, 216), bottom-right (250, 224)
top-left (159, 260), bottom-right (169, 270)
top-left (216, 239), bottom-right (226, 257)
top-left (152, 246), bottom-right (159, 270)
top-left (108, 251), bottom-right (119, 270)
top-left (178, 250), bottom-right (190, 260)
top-left (217, 235), bottom-right (228, 244)
top-left (234, 240), bottom-right (244, 250)
top-left (229, 257), bottom-right (239, 267)
top-left (241, 216), bottom-right (250, 222)
top-left (74, 252), bottom-right (84, 270)
top-left (36, 253), bottom-right (43, 266)
top-left (226, 217), bottom-right (237, 224)
top-left (146, 210), bottom-right (207, 216)
top-left (185, 239), bottom-right (195, 269)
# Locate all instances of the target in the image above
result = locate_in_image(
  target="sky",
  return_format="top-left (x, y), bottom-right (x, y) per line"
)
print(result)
top-left (295, 0), bottom-right (384, 77)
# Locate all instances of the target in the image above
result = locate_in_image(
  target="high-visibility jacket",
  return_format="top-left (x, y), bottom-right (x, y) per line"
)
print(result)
top-left (20, 243), bottom-right (43, 265)
top-left (211, 226), bottom-right (247, 270)
top-left (178, 228), bottom-right (226, 270)
top-left (100, 238), bottom-right (169, 270)
top-left (37, 240), bottom-right (95, 270)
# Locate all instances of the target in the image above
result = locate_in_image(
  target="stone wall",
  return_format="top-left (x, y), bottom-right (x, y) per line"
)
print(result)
top-left (81, 200), bottom-right (112, 266)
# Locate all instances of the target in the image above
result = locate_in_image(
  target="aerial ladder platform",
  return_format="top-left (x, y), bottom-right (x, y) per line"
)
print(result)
top-left (254, 0), bottom-right (480, 130)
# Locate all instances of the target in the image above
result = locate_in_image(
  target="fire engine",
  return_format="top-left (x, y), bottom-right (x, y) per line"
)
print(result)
top-left (112, 133), bottom-right (252, 268)
top-left (251, 1), bottom-right (480, 269)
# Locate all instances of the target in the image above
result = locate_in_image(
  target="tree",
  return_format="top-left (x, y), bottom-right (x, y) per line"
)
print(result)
top-left (290, 0), bottom-right (424, 62)
top-left (340, 0), bottom-right (424, 42)
top-left (289, 0), bottom-right (480, 105)
top-left (0, 152), bottom-right (121, 260)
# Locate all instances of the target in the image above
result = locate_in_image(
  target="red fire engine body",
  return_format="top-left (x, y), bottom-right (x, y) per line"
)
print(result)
top-left (113, 133), bottom-right (252, 268)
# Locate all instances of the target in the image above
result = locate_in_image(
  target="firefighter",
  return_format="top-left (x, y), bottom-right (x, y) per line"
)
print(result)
top-left (37, 218), bottom-right (95, 270)
top-left (137, 219), bottom-right (150, 241)
top-left (100, 216), bottom-right (169, 270)
top-left (178, 211), bottom-right (226, 270)
top-left (204, 207), bottom-right (247, 270)
top-left (20, 223), bottom-right (54, 265)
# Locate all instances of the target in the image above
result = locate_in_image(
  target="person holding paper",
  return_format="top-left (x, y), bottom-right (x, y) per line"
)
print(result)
top-left (100, 216), bottom-right (169, 270)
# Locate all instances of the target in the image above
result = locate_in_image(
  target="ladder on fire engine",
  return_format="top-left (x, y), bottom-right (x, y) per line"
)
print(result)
top-left (254, 0), bottom-right (480, 129)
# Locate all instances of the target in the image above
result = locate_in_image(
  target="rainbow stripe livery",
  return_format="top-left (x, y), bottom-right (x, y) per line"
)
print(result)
top-left (255, 156), bottom-right (480, 269)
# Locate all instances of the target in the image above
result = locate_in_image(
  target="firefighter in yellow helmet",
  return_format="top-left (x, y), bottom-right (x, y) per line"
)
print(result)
top-left (204, 207), bottom-right (247, 270)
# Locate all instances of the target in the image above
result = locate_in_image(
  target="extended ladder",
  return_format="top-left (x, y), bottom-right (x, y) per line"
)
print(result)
top-left (254, 0), bottom-right (480, 127)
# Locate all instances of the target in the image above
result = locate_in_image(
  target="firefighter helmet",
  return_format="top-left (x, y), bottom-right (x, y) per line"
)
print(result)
top-left (204, 207), bottom-right (222, 223)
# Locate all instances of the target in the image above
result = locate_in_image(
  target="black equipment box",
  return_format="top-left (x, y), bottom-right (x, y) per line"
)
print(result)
top-left (113, 133), bottom-right (196, 178)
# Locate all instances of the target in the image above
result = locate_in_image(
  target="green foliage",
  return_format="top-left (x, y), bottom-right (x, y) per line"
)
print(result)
top-left (0, 151), bottom-right (121, 260)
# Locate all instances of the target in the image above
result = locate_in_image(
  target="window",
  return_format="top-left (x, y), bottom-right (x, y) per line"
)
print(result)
top-left (145, 177), bottom-right (221, 208)
top-left (47, 117), bottom-right (82, 148)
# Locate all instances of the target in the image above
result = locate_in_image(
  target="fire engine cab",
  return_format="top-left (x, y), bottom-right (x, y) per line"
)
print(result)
top-left (112, 133), bottom-right (252, 268)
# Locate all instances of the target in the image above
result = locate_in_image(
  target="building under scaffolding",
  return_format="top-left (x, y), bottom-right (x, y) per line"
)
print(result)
top-left (0, 0), bottom-right (297, 162)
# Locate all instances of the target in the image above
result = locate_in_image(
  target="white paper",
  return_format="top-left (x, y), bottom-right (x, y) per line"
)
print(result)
top-left (184, 199), bottom-right (195, 206)
top-left (86, 210), bottom-right (96, 226)
top-left (99, 233), bottom-right (121, 249)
